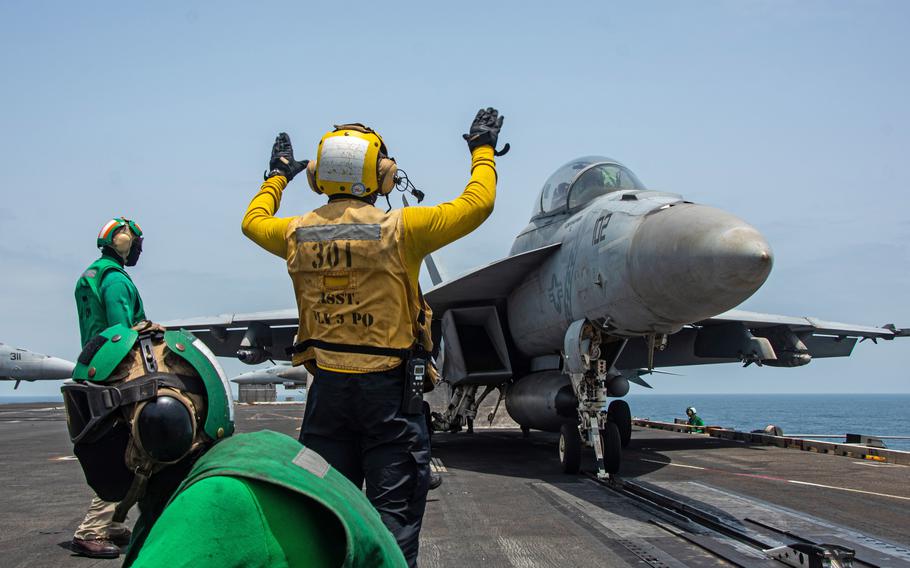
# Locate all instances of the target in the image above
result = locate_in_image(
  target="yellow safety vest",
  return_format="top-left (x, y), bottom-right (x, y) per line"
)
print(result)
top-left (285, 199), bottom-right (433, 373)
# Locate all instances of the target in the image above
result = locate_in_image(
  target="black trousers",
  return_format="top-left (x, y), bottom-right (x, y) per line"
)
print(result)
top-left (301, 366), bottom-right (430, 568)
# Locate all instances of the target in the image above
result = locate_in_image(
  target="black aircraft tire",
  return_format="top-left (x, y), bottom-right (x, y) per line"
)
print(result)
top-left (608, 399), bottom-right (632, 448)
top-left (600, 421), bottom-right (622, 474)
top-left (559, 423), bottom-right (581, 474)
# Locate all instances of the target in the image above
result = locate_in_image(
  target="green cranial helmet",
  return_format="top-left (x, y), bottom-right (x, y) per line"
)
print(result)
top-left (70, 323), bottom-right (234, 444)
top-left (66, 323), bottom-right (235, 517)
top-left (96, 217), bottom-right (143, 249)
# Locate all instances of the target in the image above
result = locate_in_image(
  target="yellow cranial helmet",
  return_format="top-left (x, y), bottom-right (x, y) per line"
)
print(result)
top-left (306, 124), bottom-right (398, 198)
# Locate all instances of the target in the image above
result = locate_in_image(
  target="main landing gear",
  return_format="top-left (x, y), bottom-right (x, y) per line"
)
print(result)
top-left (559, 320), bottom-right (631, 479)
top-left (432, 383), bottom-right (504, 434)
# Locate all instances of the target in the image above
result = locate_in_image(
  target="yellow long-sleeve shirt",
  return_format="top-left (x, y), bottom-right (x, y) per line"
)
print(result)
top-left (241, 146), bottom-right (497, 287)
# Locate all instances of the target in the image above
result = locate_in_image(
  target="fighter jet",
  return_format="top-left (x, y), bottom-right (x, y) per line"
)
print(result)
top-left (164, 155), bottom-right (908, 478)
top-left (0, 343), bottom-right (75, 389)
top-left (232, 362), bottom-right (310, 389)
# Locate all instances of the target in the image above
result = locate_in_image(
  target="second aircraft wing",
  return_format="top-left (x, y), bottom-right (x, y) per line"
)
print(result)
top-left (616, 309), bottom-right (908, 370)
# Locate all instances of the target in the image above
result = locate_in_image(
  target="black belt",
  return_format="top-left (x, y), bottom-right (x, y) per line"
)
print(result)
top-left (287, 339), bottom-right (411, 359)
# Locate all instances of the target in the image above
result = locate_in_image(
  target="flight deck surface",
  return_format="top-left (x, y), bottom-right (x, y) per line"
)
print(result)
top-left (2, 402), bottom-right (908, 567)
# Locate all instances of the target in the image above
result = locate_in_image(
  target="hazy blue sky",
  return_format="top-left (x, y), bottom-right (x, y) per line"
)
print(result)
top-left (1, 1), bottom-right (908, 397)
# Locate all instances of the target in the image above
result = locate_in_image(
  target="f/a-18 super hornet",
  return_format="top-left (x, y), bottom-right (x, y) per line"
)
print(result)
top-left (164, 156), bottom-right (908, 478)
top-left (232, 362), bottom-right (310, 389)
top-left (0, 342), bottom-right (75, 389)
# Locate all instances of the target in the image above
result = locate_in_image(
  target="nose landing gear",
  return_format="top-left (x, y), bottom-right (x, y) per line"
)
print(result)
top-left (561, 320), bottom-right (630, 479)
top-left (599, 421), bottom-right (622, 474)
top-left (559, 423), bottom-right (582, 474)
top-left (608, 399), bottom-right (632, 448)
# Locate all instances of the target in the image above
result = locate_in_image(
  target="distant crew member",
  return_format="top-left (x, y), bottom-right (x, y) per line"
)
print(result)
top-left (241, 108), bottom-right (506, 566)
top-left (62, 322), bottom-right (405, 567)
top-left (686, 406), bottom-right (705, 433)
top-left (69, 217), bottom-right (145, 558)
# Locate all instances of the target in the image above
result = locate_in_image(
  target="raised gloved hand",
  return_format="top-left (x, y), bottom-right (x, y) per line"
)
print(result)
top-left (463, 107), bottom-right (509, 156)
top-left (131, 320), bottom-right (166, 335)
top-left (264, 132), bottom-right (308, 181)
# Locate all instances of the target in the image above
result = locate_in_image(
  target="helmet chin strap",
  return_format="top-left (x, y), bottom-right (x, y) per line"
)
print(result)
top-left (113, 463), bottom-right (151, 523)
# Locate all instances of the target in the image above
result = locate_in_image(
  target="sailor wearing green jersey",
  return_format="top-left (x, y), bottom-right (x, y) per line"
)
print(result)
top-left (75, 217), bottom-right (146, 345)
top-left (69, 217), bottom-right (146, 558)
top-left (62, 323), bottom-right (406, 567)
top-left (686, 407), bottom-right (706, 433)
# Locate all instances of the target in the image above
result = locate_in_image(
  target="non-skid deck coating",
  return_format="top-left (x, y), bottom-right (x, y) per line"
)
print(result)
top-left (2, 402), bottom-right (909, 567)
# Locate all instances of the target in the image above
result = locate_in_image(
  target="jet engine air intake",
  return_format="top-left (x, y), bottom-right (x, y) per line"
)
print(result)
top-left (440, 306), bottom-right (512, 387)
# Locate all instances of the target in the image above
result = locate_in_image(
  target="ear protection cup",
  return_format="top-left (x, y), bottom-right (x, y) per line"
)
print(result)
top-left (130, 388), bottom-right (198, 465)
top-left (111, 228), bottom-right (133, 260)
top-left (306, 160), bottom-right (321, 195)
top-left (377, 157), bottom-right (398, 196)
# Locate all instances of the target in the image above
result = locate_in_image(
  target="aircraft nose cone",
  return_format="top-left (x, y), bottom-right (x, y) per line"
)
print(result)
top-left (42, 356), bottom-right (76, 379)
top-left (629, 204), bottom-right (773, 323)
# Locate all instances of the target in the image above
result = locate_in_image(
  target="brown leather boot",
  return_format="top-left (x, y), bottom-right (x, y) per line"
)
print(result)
top-left (70, 537), bottom-right (120, 559)
top-left (109, 530), bottom-right (132, 547)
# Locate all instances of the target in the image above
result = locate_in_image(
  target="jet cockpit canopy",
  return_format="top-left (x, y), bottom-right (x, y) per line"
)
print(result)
top-left (534, 156), bottom-right (646, 217)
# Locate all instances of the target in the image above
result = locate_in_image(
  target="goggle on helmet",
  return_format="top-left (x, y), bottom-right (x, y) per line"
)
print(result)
top-left (96, 217), bottom-right (143, 249)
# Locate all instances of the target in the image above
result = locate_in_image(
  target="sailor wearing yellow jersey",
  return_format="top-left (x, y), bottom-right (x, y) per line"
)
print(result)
top-left (241, 109), bottom-right (506, 567)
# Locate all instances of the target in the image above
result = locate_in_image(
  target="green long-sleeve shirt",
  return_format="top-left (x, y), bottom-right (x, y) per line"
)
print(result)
top-left (75, 252), bottom-right (146, 346)
top-left (125, 431), bottom-right (406, 568)
top-left (131, 476), bottom-right (342, 568)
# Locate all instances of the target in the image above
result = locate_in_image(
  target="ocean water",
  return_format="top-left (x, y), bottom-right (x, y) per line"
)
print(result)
top-left (0, 395), bottom-right (65, 404)
top-left (3, 393), bottom-right (909, 450)
top-left (627, 393), bottom-right (910, 451)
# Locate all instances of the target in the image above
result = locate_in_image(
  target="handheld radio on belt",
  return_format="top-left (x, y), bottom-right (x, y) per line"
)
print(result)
top-left (403, 358), bottom-right (426, 415)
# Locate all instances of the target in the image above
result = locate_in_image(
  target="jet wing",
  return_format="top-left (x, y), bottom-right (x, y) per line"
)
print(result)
top-left (424, 243), bottom-right (562, 315)
top-left (162, 309), bottom-right (299, 360)
top-left (702, 309), bottom-right (907, 339)
top-left (165, 245), bottom-right (563, 362)
top-left (617, 309), bottom-right (908, 369)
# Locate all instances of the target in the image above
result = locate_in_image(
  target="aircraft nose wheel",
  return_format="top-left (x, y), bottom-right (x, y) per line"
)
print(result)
top-left (608, 399), bottom-right (632, 448)
top-left (559, 423), bottom-right (581, 474)
top-left (599, 421), bottom-right (622, 474)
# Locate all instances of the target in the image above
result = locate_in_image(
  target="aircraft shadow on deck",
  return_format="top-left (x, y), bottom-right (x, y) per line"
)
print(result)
top-left (427, 428), bottom-right (768, 542)
top-left (429, 427), bottom-right (769, 482)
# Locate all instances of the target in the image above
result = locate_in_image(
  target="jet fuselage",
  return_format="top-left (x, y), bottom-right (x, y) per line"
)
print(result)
top-left (0, 343), bottom-right (75, 386)
top-left (506, 159), bottom-right (773, 356)
top-left (231, 362), bottom-right (309, 387)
